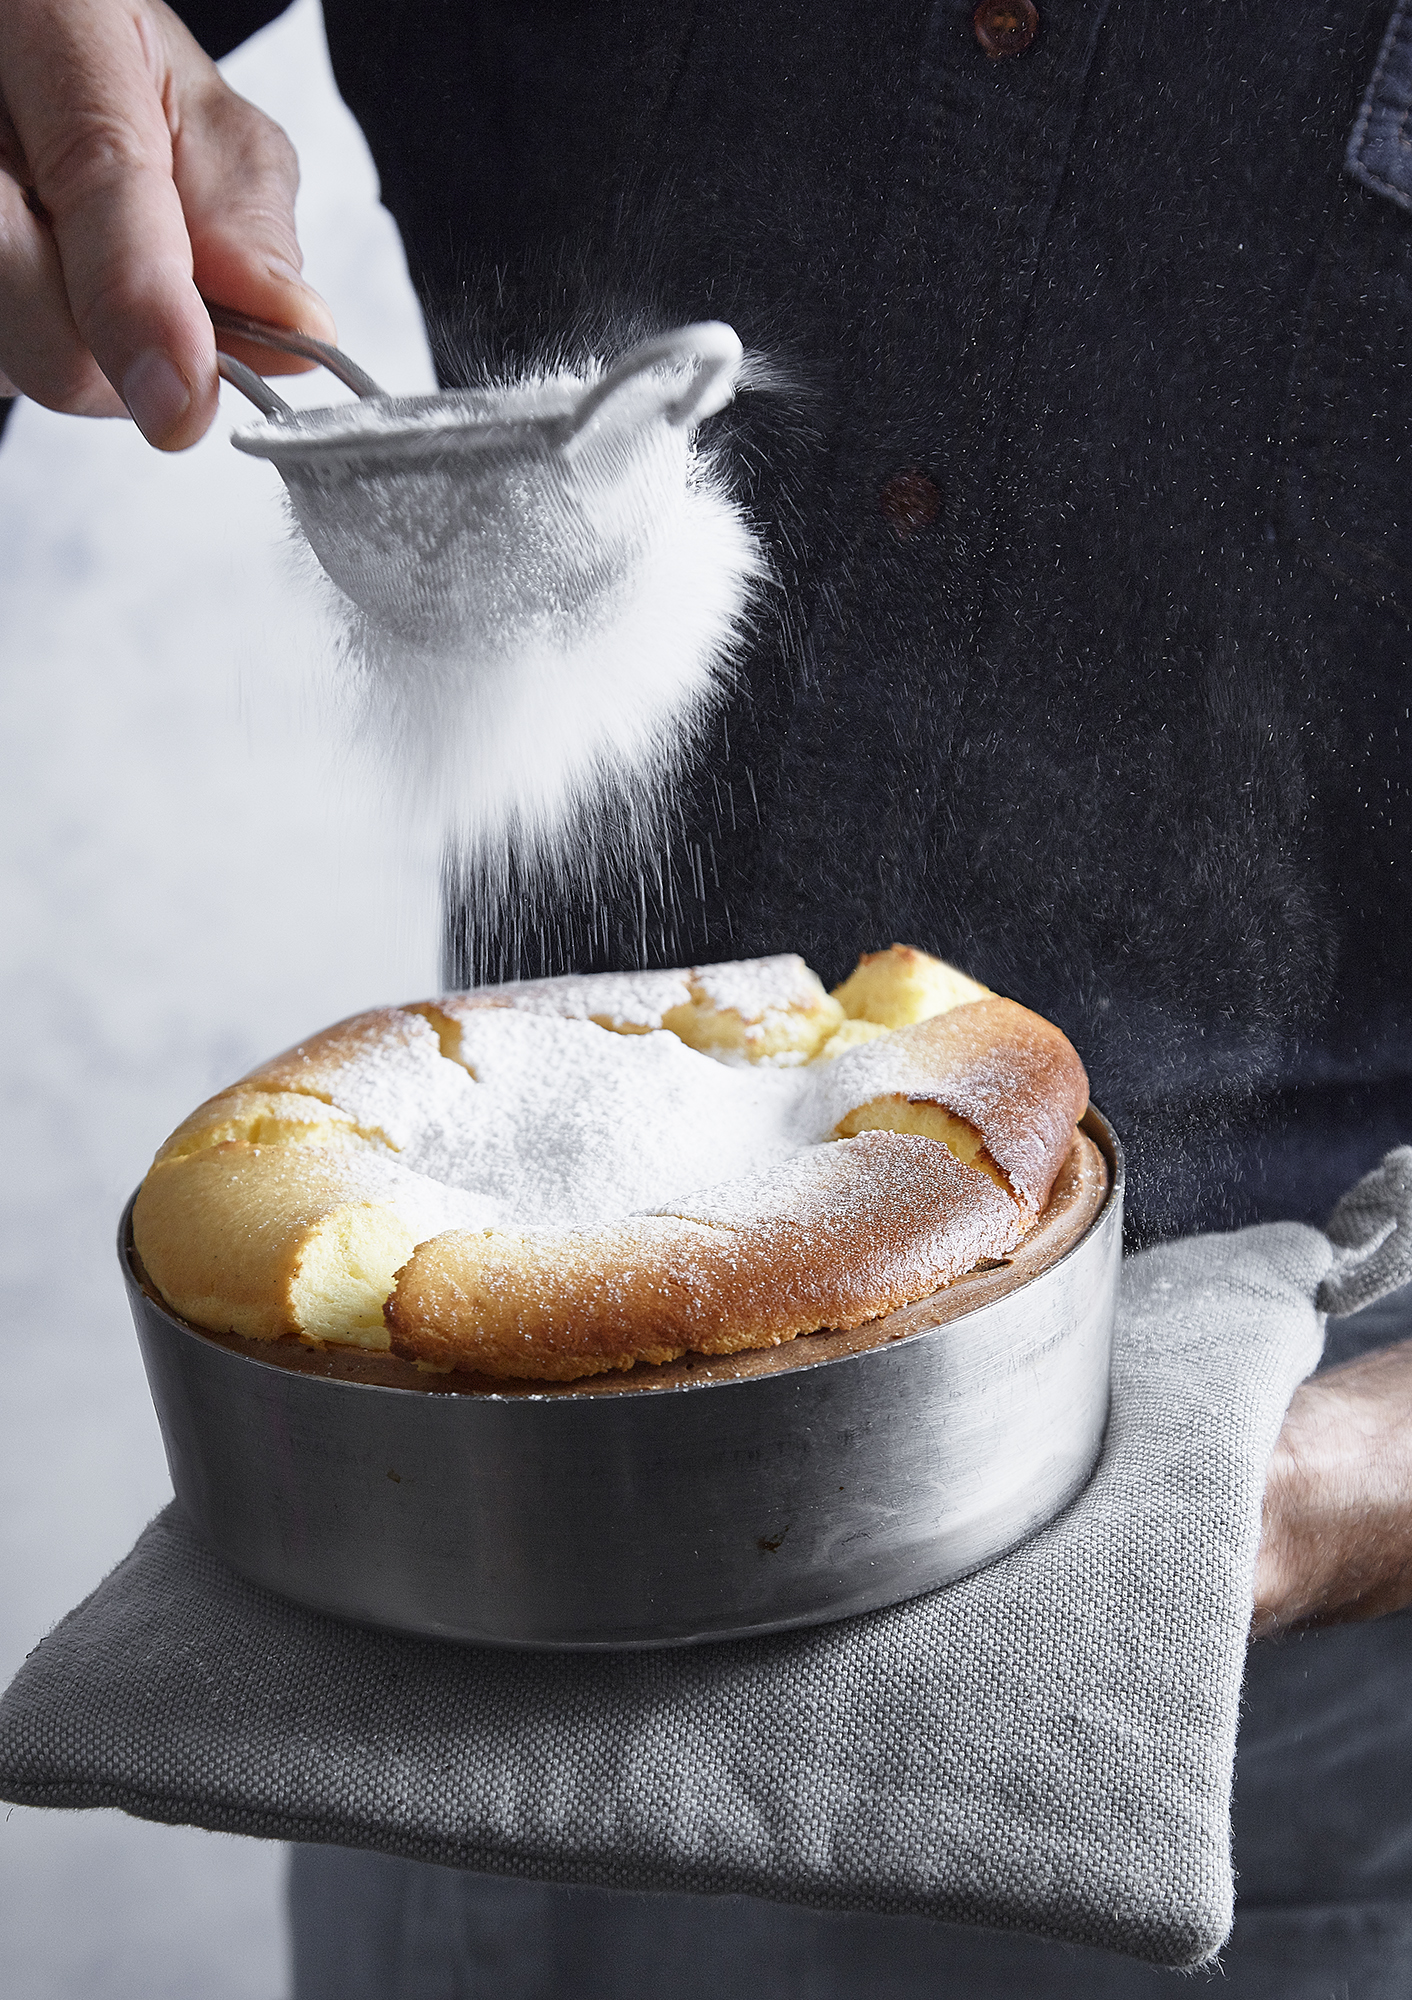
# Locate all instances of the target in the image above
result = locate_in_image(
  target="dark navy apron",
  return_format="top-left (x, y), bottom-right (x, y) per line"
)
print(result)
top-left (169, 1), bottom-right (1412, 1987)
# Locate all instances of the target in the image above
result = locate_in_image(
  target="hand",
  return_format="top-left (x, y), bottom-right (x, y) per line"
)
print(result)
top-left (0, 0), bottom-right (335, 447)
top-left (1253, 1337), bottom-right (1412, 1638)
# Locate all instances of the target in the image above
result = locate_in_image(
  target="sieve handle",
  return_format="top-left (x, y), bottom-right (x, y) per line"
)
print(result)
top-left (564, 322), bottom-right (743, 452)
top-left (216, 352), bottom-right (294, 421)
top-left (204, 300), bottom-right (386, 400)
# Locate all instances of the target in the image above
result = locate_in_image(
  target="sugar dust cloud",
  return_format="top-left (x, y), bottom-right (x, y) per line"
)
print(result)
top-left (277, 344), bottom-right (766, 984)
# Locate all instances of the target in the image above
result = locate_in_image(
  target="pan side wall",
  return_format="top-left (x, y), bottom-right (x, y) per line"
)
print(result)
top-left (126, 1170), bottom-right (1121, 1649)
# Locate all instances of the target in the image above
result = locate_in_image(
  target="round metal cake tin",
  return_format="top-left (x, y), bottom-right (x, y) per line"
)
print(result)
top-left (122, 1109), bottom-right (1123, 1650)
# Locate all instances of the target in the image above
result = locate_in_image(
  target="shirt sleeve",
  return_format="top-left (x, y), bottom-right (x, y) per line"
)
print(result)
top-left (169, 0), bottom-right (293, 62)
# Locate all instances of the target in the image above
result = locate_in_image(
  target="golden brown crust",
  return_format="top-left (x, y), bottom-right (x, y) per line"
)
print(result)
top-left (132, 1139), bottom-right (478, 1347)
top-left (186, 1130), bottom-right (1108, 1398)
top-left (238, 1005), bottom-right (428, 1090)
top-left (385, 1132), bottom-right (1025, 1380)
top-left (133, 1142), bottom-right (371, 1343)
top-left (826, 997), bottom-right (1089, 1216)
top-left (133, 950), bottom-right (1091, 1383)
top-left (153, 1089), bottom-right (368, 1165)
top-left (662, 958), bottom-right (844, 1063)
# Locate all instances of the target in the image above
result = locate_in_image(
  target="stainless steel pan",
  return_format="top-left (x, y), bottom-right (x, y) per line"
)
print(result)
top-left (122, 1108), bottom-right (1122, 1649)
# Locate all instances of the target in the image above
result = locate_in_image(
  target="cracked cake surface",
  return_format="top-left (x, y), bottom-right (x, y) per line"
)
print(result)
top-left (132, 946), bottom-right (1089, 1380)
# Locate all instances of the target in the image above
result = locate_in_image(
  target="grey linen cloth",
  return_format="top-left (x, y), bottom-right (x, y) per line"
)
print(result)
top-left (4, 1153), bottom-right (1412, 1971)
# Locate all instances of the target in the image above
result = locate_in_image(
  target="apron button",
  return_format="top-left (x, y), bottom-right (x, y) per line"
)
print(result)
top-left (972, 0), bottom-right (1040, 58)
top-left (879, 469), bottom-right (942, 539)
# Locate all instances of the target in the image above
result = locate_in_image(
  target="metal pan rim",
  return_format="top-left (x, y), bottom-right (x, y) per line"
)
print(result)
top-left (119, 1105), bottom-right (1123, 1409)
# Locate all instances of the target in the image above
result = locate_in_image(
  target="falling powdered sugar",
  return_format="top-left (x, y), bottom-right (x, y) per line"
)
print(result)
top-left (237, 328), bottom-right (765, 946)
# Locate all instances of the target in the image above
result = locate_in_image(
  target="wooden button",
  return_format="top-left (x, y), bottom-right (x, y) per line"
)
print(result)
top-left (879, 469), bottom-right (942, 539)
top-left (972, 0), bottom-right (1039, 58)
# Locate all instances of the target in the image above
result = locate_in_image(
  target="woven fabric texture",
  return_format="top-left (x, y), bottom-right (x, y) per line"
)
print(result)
top-left (1319, 1147), bottom-right (1412, 1317)
top-left (1346, 0), bottom-right (1412, 213)
top-left (2, 1214), bottom-right (1362, 1969)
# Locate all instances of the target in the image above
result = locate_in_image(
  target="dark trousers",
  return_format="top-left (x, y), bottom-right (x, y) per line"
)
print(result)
top-left (289, 1850), bottom-right (1412, 2000)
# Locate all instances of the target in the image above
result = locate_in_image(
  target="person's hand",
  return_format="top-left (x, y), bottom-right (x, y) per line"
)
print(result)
top-left (0, 0), bottom-right (335, 447)
top-left (1253, 1337), bottom-right (1412, 1637)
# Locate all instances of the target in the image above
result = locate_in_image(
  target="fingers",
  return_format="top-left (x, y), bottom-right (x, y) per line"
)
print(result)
top-left (0, 165), bottom-right (128, 412)
top-left (0, 1), bottom-right (335, 448)
top-left (170, 50), bottom-right (337, 379)
top-left (0, 86), bottom-right (126, 409)
top-left (0, 0), bottom-right (218, 445)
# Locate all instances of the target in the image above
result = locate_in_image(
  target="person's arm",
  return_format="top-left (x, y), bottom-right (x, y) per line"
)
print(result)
top-left (1253, 1338), bottom-right (1412, 1636)
top-left (0, 0), bottom-right (333, 447)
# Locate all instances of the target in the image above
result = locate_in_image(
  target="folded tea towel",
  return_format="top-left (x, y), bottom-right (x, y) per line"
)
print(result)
top-left (4, 1153), bottom-right (1411, 1971)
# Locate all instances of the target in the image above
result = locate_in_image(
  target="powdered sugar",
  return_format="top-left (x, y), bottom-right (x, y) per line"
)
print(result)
top-left (444, 954), bottom-right (823, 1040)
top-left (809, 996), bottom-right (1088, 1212)
top-left (301, 983), bottom-right (1058, 1241)
top-left (243, 333), bottom-right (764, 948)
top-left (396, 1010), bottom-right (829, 1226)
top-left (689, 953), bottom-right (826, 1021)
top-left (809, 1025), bottom-right (958, 1131)
top-left (256, 1009), bottom-right (479, 1156)
top-left (291, 1140), bottom-right (496, 1238)
top-left (655, 1131), bottom-right (1022, 1283)
top-left (474, 967), bottom-right (694, 1031)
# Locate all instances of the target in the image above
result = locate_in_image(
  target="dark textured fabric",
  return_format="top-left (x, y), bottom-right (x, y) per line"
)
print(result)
top-left (176, 7), bottom-right (1412, 1230)
top-left (1286, 2), bottom-right (1412, 626)
top-left (299, 0), bottom-right (1412, 1252)
top-left (128, 3), bottom-right (1412, 1983)
top-left (1234, 1608), bottom-right (1412, 1910)
top-left (0, 1224), bottom-right (1344, 1969)
top-left (175, 0), bottom-right (290, 62)
top-left (1347, 0), bottom-right (1412, 212)
top-left (287, 1854), bottom-right (1412, 2000)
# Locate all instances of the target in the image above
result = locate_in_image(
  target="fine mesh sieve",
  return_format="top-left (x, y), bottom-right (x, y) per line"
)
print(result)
top-left (210, 305), bottom-right (745, 650)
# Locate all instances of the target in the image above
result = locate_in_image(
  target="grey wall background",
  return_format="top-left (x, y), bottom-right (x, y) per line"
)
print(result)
top-left (0, 6), bottom-right (437, 1991)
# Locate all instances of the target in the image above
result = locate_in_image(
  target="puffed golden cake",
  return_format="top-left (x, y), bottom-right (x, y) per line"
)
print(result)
top-left (132, 947), bottom-right (1089, 1381)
